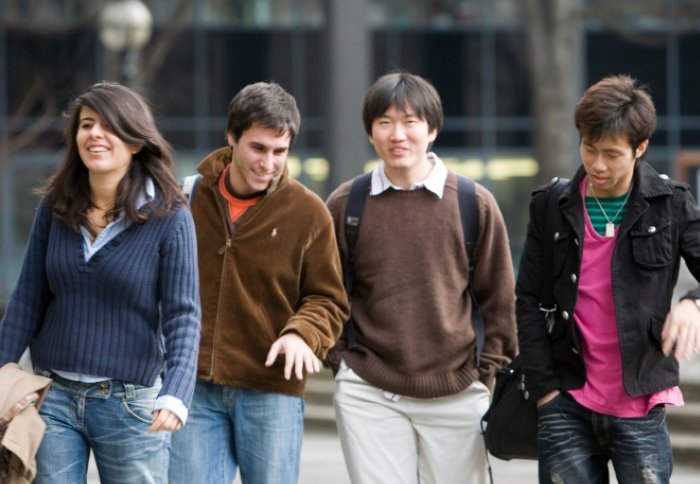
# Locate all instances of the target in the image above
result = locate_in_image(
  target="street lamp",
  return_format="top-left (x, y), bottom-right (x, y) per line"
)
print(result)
top-left (98, 0), bottom-right (153, 87)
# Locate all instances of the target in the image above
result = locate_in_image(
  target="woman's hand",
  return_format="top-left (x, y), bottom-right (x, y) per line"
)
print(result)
top-left (148, 409), bottom-right (183, 433)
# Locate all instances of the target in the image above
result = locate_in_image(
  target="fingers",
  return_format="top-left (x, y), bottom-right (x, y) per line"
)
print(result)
top-left (662, 301), bottom-right (700, 361)
top-left (265, 341), bottom-right (281, 368)
top-left (148, 410), bottom-right (183, 433)
top-left (285, 350), bottom-right (296, 380)
top-left (661, 312), bottom-right (676, 357)
top-left (267, 334), bottom-right (320, 380)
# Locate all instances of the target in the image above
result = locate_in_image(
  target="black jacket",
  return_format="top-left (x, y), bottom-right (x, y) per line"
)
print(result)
top-left (516, 161), bottom-right (700, 401)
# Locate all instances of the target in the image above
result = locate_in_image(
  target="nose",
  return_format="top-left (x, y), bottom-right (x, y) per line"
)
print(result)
top-left (88, 123), bottom-right (104, 138)
top-left (590, 153), bottom-right (607, 172)
top-left (259, 151), bottom-right (276, 172)
top-left (389, 123), bottom-right (406, 141)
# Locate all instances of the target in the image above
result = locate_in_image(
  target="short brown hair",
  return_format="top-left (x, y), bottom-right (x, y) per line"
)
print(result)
top-left (574, 74), bottom-right (656, 151)
top-left (226, 82), bottom-right (301, 143)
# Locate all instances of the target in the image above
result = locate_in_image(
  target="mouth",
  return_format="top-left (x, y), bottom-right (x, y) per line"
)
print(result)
top-left (87, 146), bottom-right (109, 153)
top-left (389, 147), bottom-right (407, 156)
top-left (253, 168), bottom-right (281, 178)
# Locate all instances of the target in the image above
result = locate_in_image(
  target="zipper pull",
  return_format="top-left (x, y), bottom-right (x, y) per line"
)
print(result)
top-left (217, 238), bottom-right (231, 255)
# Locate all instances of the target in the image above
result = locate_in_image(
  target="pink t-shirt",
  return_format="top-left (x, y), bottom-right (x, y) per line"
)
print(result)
top-left (569, 177), bottom-right (683, 417)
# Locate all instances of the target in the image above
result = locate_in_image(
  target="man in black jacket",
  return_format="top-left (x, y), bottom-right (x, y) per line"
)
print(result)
top-left (516, 74), bottom-right (700, 483)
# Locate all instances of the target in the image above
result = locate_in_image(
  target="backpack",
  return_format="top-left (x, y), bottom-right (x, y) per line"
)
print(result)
top-left (181, 174), bottom-right (202, 206)
top-left (342, 171), bottom-right (485, 364)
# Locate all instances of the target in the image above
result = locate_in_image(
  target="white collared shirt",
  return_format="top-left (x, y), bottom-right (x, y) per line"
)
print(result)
top-left (370, 152), bottom-right (448, 198)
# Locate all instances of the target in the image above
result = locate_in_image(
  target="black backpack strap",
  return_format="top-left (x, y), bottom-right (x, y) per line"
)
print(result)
top-left (456, 176), bottom-right (484, 366)
top-left (342, 171), bottom-right (372, 348)
top-left (181, 174), bottom-right (202, 207)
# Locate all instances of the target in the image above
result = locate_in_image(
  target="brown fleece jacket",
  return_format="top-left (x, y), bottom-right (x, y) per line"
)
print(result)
top-left (190, 147), bottom-right (349, 396)
top-left (326, 172), bottom-right (517, 398)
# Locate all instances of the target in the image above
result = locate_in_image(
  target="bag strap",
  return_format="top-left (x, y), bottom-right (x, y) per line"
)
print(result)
top-left (342, 172), bottom-right (483, 364)
top-left (456, 175), bottom-right (484, 365)
top-left (181, 174), bottom-right (202, 206)
top-left (342, 171), bottom-right (372, 348)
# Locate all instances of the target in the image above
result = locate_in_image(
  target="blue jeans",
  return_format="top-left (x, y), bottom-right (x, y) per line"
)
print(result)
top-left (169, 380), bottom-right (304, 484)
top-left (34, 371), bottom-right (169, 484)
top-left (537, 393), bottom-right (672, 484)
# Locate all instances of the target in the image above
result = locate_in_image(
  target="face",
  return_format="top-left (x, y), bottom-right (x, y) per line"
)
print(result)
top-left (76, 106), bottom-right (138, 182)
top-left (227, 124), bottom-right (290, 196)
top-left (580, 134), bottom-right (649, 197)
top-left (369, 105), bottom-right (437, 186)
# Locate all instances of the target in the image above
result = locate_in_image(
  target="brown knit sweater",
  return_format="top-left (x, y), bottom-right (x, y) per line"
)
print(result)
top-left (326, 172), bottom-right (516, 398)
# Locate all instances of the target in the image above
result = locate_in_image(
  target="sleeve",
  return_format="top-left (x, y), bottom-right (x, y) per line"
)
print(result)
top-left (0, 201), bottom-right (53, 365)
top-left (280, 202), bottom-right (350, 360)
top-left (157, 206), bottom-right (201, 407)
top-left (677, 185), bottom-right (700, 300)
top-left (471, 187), bottom-right (518, 386)
top-left (514, 188), bottom-right (559, 400)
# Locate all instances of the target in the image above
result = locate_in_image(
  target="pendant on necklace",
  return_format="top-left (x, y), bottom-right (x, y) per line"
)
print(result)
top-left (605, 222), bottom-right (615, 238)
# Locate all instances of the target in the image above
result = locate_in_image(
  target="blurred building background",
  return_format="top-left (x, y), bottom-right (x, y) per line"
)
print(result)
top-left (2, 0), bottom-right (700, 307)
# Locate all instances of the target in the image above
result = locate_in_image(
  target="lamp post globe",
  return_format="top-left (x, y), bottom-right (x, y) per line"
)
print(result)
top-left (99, 0), bottom-right (153, 53)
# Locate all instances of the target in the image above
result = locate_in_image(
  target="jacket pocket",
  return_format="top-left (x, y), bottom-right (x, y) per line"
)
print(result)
top-left (630, 219), bottom-right (672, 268)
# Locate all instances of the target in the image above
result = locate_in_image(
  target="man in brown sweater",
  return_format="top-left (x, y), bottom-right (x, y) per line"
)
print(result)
top-left (169, 82), bottom-right (349, 484)
top-left (326, 72), bottom-right (517, 484)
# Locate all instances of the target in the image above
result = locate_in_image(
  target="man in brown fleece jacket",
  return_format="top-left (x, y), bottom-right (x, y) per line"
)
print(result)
top-left (169, 82), bottom-right (349, 484)
top-left (326, 72), bottom-right (517, 484)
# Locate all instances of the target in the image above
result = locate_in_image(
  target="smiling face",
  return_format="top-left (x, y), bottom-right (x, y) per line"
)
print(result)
top-left (580, 134), bottom-right (649, 197)
top-left (76, 106), bottom-right (137, 182)
top-left (369, 105), bottom-right (437, 188)
top-left (227, 124), bottom-right (291, 196)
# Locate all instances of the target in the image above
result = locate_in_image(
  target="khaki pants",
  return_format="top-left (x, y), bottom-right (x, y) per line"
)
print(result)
top-left (334, 361), bottom-right (490, 484)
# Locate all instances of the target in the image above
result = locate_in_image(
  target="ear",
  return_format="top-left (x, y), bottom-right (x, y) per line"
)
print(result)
top-left (226, 133), bottom-right (235, 147)
top-left (427, 128), bottom-right (438, 143)
top-left (635, 139), bottom-right (649, 159)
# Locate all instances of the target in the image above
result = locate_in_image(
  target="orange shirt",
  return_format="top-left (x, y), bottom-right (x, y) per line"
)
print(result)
top-left (218, 166), bottom-right (262, 222)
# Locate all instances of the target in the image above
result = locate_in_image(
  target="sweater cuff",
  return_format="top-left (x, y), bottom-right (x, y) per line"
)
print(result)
top-left (154, 395), bottom-right (188, 425)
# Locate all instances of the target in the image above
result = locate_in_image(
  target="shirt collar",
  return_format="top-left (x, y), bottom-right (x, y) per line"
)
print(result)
top-left (370, 152), bottom-right (447, 198)
top-left (136, 177), bottom-right (156, 209)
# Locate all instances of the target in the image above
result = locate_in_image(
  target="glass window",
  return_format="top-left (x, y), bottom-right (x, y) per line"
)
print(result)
top-left (193, 0), bottom-right (325, 27)
top-left (680, 34), bottom-right (700, 116)
top-left (368, 0), bottom-right (518, 28)
top-left (493, 32), bottom-right (530, 117)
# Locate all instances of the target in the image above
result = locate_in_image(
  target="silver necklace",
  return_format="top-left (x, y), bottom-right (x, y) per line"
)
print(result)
top-left (589, 183), bottom-right (631, 238)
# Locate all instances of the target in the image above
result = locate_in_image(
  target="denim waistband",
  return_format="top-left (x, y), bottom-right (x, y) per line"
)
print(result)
top-left (38, 369), bottom-right (161, 400)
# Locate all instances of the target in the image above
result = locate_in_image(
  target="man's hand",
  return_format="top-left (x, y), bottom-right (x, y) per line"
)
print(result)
top-left (265, 333), bottom-right (321, 380)
top-left (662, 298), bottom-right (700, 361)
top-left (148, 409), bottom-right (182, 433)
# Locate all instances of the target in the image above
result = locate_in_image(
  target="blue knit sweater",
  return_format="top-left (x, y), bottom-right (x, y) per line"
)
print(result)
top-left (0, 199), bottom-right (201, 406)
